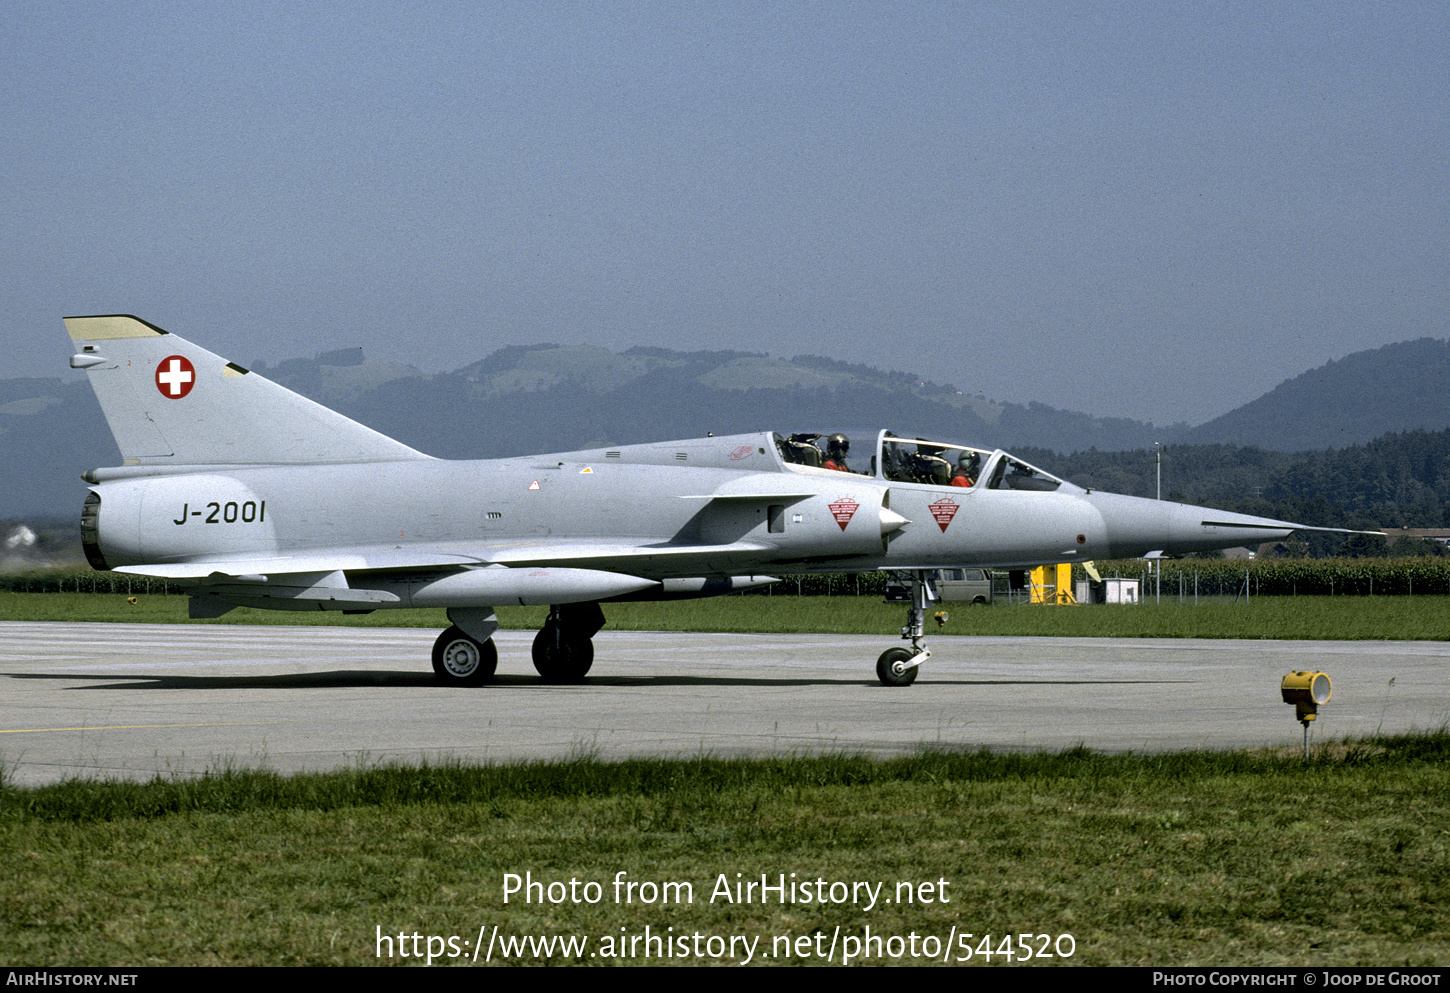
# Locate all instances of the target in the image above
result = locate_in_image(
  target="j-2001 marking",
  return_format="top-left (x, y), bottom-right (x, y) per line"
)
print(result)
top-left (173, 501), bottom-right (266, 526)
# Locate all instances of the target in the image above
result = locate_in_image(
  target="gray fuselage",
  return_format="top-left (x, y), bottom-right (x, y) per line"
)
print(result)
top-left (86, 430), bottom-right (1290, 591)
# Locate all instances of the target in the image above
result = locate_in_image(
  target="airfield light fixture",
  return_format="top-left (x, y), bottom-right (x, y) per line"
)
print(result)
top-left (1281, 670), bottom-right (1332, 757)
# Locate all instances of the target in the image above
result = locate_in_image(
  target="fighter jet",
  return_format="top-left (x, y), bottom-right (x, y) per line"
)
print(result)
top-left (65, 315), bottom-right (1356, 686)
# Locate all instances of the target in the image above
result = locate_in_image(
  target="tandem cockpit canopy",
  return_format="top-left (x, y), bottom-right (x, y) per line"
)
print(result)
top-left (876, 431), bottom-right (1079, 492)
top-left (773, 429), bottom-right (1077, 493)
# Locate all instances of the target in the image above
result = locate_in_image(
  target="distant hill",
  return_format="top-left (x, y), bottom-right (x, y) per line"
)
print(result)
top-left (310, 345), bottom-right (1167, 463)
top-left (5, 336), bottom-right (1448, 522)
top-left (1179, 338), bottom-right (1450, 451)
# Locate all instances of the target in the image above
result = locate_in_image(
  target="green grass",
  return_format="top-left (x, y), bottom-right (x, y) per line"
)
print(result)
top-left (2, 738), bottom-right (1449, 965)
top-left (3, 591), bottom-right (1448, 640)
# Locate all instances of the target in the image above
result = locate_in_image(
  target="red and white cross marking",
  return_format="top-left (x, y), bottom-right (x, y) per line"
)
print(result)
top-left (155, 355), bottom-right (196, 399)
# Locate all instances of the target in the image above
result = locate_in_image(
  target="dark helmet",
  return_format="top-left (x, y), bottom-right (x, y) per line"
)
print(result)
top-left (826, 433), bottom-right (849, 458)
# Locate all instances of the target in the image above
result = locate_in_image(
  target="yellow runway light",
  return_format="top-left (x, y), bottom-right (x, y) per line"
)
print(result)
top-left (1281, 670), bottom-right (1332, 722)
top-left (1282, 670), bottom-right (1332, 758)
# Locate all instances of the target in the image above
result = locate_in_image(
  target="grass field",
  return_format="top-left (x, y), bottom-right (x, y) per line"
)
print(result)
top-left (2, 590), bottom-right (1448, 641)
top-left (2, 741), bottom-right (1448, 966)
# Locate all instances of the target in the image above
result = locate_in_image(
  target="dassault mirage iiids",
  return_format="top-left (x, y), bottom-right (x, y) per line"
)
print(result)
top-left (66, 315), bottom-right (1344, 686)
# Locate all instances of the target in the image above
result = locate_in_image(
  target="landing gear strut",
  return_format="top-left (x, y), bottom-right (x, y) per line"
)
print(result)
top-left (533, 602), bottom-right (605, 683)
top-left (877, 570), bottom-right (938, 687)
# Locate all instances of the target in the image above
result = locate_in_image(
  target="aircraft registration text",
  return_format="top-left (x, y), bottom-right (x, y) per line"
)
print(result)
top-left (173, 501), bottom-right (266, 526)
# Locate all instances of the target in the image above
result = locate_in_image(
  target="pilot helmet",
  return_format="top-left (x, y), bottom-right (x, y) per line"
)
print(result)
top-left (827, 433), bottom-right (849, 458)
top-left (958, 454), bottom-right (976, 471)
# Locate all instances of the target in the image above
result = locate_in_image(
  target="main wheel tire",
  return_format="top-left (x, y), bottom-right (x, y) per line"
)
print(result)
top-left (431, 626), bottom-right (498, 685)
top-left (532, 624), bottom-right (594, 683)
top-left (876, 647), bottom-right (919, 687)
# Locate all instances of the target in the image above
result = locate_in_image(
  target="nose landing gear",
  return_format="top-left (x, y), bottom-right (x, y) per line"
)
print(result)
top-left (876, 570), bottom-right (939, 686)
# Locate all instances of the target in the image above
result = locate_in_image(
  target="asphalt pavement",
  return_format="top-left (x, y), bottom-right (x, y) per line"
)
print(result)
top-left (1, 621), bottom-right (1446, 785)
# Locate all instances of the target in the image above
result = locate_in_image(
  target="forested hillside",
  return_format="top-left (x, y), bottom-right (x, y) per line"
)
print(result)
top-left (1179, 337), bottom-right (1450, 450)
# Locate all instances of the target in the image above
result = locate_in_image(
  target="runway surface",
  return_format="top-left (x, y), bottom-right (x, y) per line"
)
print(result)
top-left (1, 621), bottom-right (1447, 785)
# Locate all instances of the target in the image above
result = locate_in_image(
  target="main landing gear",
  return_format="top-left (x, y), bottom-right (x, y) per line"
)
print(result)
top-left (429, 603), bottom-right (606, 685)
top-left (532, 602), bottom-right (605, 683)
top-left (432, 626), bottom-right (498, 685)
top-left (431, 606), bottom-right (502, 686)
top-left (876, 570), bottom-right (940, 687)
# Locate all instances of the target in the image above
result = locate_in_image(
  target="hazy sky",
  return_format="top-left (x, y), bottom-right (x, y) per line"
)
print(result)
top-left (5, 1), bottom-right (1446, 425)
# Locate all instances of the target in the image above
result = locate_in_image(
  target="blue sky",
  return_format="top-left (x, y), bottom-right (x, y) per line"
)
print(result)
top-left (5, 1), bottom-right (1446, 424)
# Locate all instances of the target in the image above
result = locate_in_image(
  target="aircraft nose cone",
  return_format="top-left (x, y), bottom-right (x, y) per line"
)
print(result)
top-left (1172, 504), bottom-right (1299, 553)
top-left (1087, 492), bottom-right (1302, 558)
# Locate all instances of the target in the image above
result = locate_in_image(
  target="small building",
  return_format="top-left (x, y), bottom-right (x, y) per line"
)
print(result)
top-left (1379, 528), bottom-right (1450, 550)
top-left (1075, 578), bottom-right (1140, 604)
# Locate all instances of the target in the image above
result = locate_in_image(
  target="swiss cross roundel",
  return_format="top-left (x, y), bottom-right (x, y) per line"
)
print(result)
top-left (155, 355), bottom-right (196, 399)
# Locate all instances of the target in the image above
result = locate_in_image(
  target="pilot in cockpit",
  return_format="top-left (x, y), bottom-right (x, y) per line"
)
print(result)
top-left (822, 433), bottom-right (852, 473)
top-left (951, 453), bottom-right (980, 488)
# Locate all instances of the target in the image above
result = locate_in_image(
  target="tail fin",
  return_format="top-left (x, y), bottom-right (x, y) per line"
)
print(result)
top-left (65, 315), bottom-right (430, 467)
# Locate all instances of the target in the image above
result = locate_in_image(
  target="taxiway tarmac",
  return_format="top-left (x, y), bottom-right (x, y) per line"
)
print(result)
top-left (1, 621), bottom-right (1447, 786)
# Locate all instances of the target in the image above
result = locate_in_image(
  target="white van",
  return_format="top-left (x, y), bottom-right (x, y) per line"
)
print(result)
top-left (884, 569), bottom-right (993, 605)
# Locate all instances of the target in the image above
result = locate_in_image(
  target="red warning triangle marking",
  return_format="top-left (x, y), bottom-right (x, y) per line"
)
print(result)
top-left (827, 498), bottom-right (859, 531)
top-left (928, 498), bottom-right (959, 532)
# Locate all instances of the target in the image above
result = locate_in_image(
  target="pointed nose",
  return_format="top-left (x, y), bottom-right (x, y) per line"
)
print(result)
top-left (1086, 492), bottom-right (1300, 558)
top-left (1168, 504), bottom-right (1300, 554)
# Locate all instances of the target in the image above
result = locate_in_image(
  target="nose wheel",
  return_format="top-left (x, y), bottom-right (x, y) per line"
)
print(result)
top-left (876, 570), bottom-right (938, 686)
top-left (876, 647), bottom-right (922, 687)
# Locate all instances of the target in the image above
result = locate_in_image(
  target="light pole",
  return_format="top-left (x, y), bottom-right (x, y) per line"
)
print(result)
top-left (1154, 442), bottom-right (1163, 604)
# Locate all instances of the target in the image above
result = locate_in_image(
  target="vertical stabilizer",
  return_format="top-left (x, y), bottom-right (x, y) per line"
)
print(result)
top-left (65, 315), bottom-right (430, 466)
